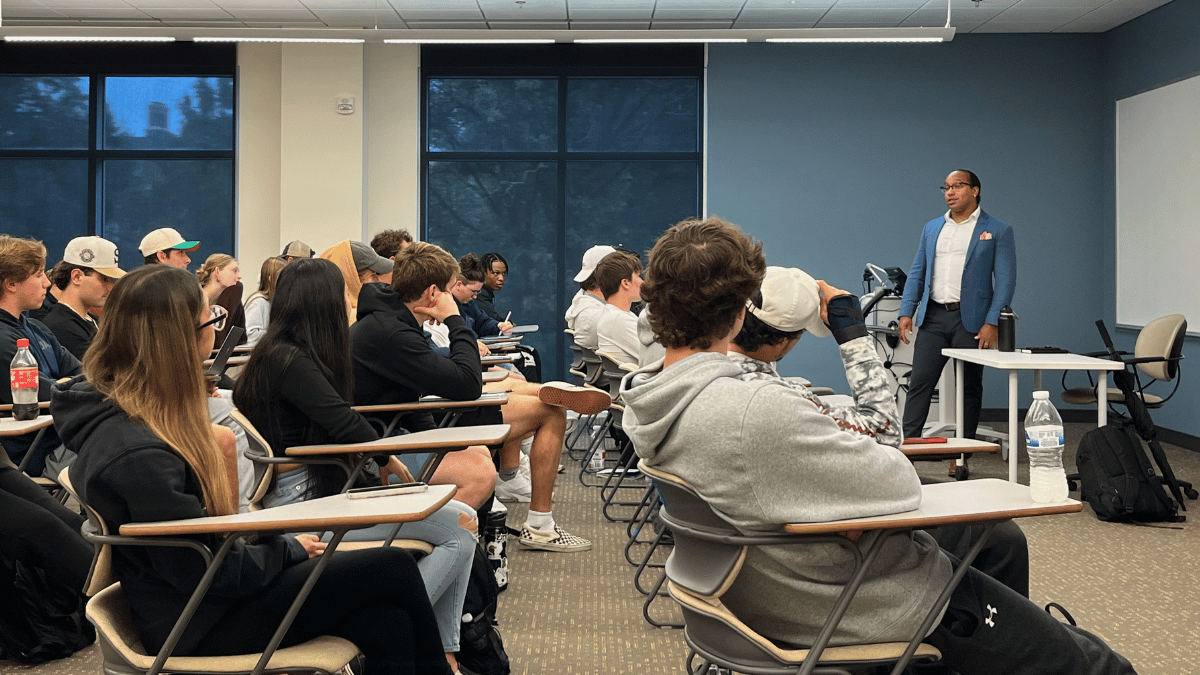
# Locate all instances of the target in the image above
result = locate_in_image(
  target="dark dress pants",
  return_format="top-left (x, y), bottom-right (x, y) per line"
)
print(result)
top-left (903, 303), bottom-right (985, 440)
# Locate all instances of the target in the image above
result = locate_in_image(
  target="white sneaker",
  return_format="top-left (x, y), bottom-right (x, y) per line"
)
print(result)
top-left (495, 471), bottom-right (531, 503)
top-left (518, 524), bottom-right (592, 552)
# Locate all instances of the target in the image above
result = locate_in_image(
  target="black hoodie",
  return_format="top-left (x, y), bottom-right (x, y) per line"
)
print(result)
top-left (52, 376), bottom-right (305, 655)
top-left (350, 284), bottom-right (482, 431)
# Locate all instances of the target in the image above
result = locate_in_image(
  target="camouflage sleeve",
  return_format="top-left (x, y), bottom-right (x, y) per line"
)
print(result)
top-left (823, 335), bottom-right (902, 447)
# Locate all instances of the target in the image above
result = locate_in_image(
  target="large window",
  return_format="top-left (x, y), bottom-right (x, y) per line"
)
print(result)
top-left (422, 46), bottom-right (703, 380)
top-left (0, 45), bottom-right (236, 267)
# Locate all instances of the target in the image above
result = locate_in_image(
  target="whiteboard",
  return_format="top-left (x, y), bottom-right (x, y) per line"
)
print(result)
top-left (1115, 72), bottom-right (1200, 332)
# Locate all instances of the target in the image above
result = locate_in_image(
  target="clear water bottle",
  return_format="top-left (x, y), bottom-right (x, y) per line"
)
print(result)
top-left (1025, 390), bottom-right (1067, 503)
top-left (10, 338), bottom-right (39, 421)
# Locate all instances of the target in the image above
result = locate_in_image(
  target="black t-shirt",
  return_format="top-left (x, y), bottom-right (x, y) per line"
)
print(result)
top-left (41, 303), bottom-right (98, 361)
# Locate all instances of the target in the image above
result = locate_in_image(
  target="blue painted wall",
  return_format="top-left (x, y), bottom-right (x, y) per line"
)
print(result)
top-left (707, 35), bottom-right (1107, 416)
top-left (1099, 0), bottom-right (1200, 437)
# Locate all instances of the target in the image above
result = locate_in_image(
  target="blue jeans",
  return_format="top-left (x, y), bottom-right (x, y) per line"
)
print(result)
top-left (266, 468), bottom-right (477, 653)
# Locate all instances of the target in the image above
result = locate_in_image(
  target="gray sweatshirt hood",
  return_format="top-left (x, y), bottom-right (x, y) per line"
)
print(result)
top-left (621, 352), bottom-right (742, 461)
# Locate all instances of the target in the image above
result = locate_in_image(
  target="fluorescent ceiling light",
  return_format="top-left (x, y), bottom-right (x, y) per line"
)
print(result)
top-left (383, 39), bottom-right (555, 44)
top-left (193, 37), bottom-right (364, 43)
top-left (4, 36), bottom-right (176, 42)
top-left (574, 38), bottom-right (747, 43)
top-left (766, 37), bottom-right (943, 43)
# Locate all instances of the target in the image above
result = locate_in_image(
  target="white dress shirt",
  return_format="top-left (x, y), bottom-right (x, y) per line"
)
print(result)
top-left (931, 206), bottom-right (980, 304)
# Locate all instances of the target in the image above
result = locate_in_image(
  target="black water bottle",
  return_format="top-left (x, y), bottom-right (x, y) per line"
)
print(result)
top-left (998, 306), bottom-right (1016, 352)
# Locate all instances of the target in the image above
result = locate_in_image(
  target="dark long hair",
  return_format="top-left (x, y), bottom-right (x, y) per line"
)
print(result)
top-left (234, 258), bottom-right (358, 497)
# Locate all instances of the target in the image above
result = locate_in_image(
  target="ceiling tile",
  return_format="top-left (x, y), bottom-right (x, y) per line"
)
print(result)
top-left (833, 0), bottom-right (923, 8)
top-left (487, 19), bottom-right (567, 27)
top-left (139, 7), bottom-right (233, 18)
top-left (477, 0), bottom-right (566, 21)
top-left (2, 17), bottom-right (80, 23)
top-left (569, 7), bottom-right (655, 20)
top-left (2, 5), bottom-right (66, 16)
top-left (215, 0), bottom-right (308, 8)
top-left (402, 19), bottom-right (490, 27)
top-left (37, 0), bottom-right (138, 8)
top-left (819, 8), bottom-right (916, 22)
top-left (568, 0), bottom-right (655, 8)
top-left (649, 19), bottom-right (735, 28)
top-left (129, 0), bottom-right (221, 7)
top-left (60, 7), bottom-right (154, 18)
top-left (743, 0), bottom-right (833, 7)
top-left (732, 19), bottom-right (819, 27)
top-left (737, 8), bottom-right (830, 19)
top-left (236, 19), bottom-right (324, 25)
top-left (652, 8), bottom-right (741, 20)
top-left (79, 17), bottom-right (163, 23)
top-left (391, 8), bottom-right (484, 20)
top-left (223, 8), bottom-right (316, 19)
top-left (304, 0), bottom-right (382, 8)
top-left (568, 20), bottom-right (652, 28)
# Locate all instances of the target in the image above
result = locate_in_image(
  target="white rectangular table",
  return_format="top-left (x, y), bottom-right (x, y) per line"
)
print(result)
top-left (942, 348), bottom-right (1122, 482)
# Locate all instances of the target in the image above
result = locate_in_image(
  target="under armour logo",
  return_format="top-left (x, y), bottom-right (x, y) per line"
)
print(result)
top-left (984, 604), bottom-right (998, 628)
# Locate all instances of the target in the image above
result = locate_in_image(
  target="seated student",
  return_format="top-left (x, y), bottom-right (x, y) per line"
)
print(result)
top-left (29, 261), bottom-right (64, 323)
top-left (593, 250), bottom-right (644, 365)
top-left (139, 227), bottom-right (199, 269)
top-left (474, 253), bottom-right (507, 321)
top-left (728, 265), bottom-right (1029, 597)
top-left (56, 264), bottom-right (451, 674)
top-left (565, 245), bottom-right (613, 350)
top-left (352, 242), bottom-right (594, 552)
top-left (42, 236), bottom-right (126, 360)
top-left (233, 259), bottom-right (481, 672)
top-left (281, 240), bottom-right (315, 262)
top-left (320, 240), bottom-right (393, 325)
top-left (198, 254), bottom-right (246, 347)
top-left (622, 217), bottom-right (1134, 675)
top-left (371, 229), bottom-right (414, 260)
top-left (0, 236), bottom-right (82, 476)
top-left (455, 254), bottom-right (514, 338)
top-left (243, 256), bottom-right (286, 348)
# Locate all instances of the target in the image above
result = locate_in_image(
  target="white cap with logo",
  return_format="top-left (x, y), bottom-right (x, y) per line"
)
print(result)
top-left (138, 228), bottom-right (200, 257)
top-left (573, 245), bottom-right (617, 283)
top-left (64, 236), bottom-right (127, 279)
top-left (746, 266), bottom-right (830, 338)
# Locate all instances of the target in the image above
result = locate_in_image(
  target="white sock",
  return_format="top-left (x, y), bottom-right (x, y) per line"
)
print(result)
top-left (527, 509), bottom-right (554, 531)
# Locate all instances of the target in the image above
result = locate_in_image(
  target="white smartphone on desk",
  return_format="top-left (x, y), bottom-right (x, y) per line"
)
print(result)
top-left (346, 482), bottom-right (428, 499)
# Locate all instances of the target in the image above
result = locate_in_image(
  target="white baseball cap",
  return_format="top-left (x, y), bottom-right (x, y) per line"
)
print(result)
top-left (64, 236), bottom-right (127, 279)
top-left (746, 266), bottom-right (831, 338)
top-left (138, 228), bottom-right (200, 257)
top-left (573, 245), bottom-right (616, 283)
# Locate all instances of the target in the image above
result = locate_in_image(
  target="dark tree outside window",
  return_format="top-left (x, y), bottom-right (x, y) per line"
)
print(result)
top-left (422, 46), bottom-right (703, 380)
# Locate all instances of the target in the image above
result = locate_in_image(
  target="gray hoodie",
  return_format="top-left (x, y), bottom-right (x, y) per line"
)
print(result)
top-left (621, 339), bottom-right (951, 647)
top-left (564, 289), bottom-right (605, 350)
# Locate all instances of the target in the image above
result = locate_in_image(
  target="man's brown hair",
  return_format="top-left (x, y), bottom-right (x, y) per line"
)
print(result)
top-left (370, 229), bottom-right (414, 259)
top-left (0, 236), bottom-right (47, 293)
top-left (594, 251), bottom-right (642, 300)
top-left (391, 241), bottom-right (459, 303)
top-left (642, 217), bottom-right (766, 350)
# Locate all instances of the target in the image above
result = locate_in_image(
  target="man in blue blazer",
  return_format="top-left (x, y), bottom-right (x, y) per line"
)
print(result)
top-left (898, 170), bottom-right (1016, 456)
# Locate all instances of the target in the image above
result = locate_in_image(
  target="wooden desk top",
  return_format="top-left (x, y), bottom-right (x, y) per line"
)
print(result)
top-left (285, 423), bottom-right (511, 456)
top-left (901, 437), bottom-right (1001, 457)
top-left (121, 484), bottom-right (456, 536)
top-left (482, 370), bottom-right (509, 383)
top-left (204, 355), bottom-right (250, 368)
top-left (941, 349), bottom-right (1122, 371)
top-left (0, 415), bottom-right (55, 436)
top-left (784, 479), bottom-right (1080, 534)
top-left (353, 392), bottom-right (508, 414)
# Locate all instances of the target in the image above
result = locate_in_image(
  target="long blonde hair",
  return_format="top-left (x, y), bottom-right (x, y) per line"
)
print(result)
top-left (197, 253), bottom-right (236, 288)
top-left (84, 265), bottom-right (234, 516)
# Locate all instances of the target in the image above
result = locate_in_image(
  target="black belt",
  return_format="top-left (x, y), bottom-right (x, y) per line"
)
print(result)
top-left (931, 301), bottom-right (961, 311)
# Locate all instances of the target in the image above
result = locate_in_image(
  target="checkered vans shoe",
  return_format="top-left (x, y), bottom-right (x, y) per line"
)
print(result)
top-left (517, 524), bottom-right (593, 552)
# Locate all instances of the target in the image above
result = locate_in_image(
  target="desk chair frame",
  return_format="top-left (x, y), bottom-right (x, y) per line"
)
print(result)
top-left (646, 464), bottom-right (972, 675)
top-left (58, 470), bottom-right (363, 675)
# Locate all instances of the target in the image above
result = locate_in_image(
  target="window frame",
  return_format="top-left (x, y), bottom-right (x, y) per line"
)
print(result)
top-left (0, 44), bottom-right (237, 256)
top-left (420, 45), bottom-right (704, 379)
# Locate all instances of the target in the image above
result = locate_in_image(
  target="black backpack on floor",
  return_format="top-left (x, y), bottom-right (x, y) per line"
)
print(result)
top-left (1075, 421), bottom-right (1182, 523)
top-left (456, 543), bottom-right (511, 675)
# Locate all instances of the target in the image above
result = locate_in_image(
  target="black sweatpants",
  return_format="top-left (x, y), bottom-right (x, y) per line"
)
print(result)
top-left (192, 547), bottom-right (453, 675)
top-left (0, 466), bottom-right (91, 590)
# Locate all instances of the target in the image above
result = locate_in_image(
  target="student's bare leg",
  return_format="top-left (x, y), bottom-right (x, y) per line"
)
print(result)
top-left (428, 445), bottom-right (496, 509)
